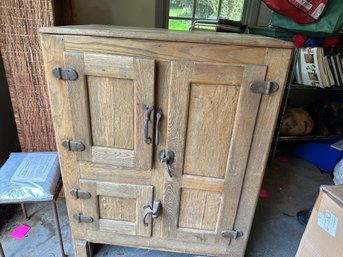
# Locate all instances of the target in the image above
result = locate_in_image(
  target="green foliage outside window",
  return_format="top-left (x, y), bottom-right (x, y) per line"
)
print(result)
top-left (169, 0), bottom-right (245, 30)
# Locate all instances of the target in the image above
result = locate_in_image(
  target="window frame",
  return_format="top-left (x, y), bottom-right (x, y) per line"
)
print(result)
top-left (156, 0), bottom-right (260, 29)
top-left (168, 0), bottom-right (224, 26)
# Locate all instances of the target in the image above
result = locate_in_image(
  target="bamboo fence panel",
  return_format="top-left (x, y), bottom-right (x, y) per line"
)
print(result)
top-left (0, 0), bottom-right (73, 152)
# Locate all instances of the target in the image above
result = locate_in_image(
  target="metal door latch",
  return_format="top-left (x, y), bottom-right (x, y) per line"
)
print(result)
top-left (250, 81), bottom-right (279, 94)
top-left (70, 189), bottom-right (91, 199)
top-left (143, 200), bottom-right (162, 226)
top-left (159, 150), bottom-right (175, 178)
top-left (73, 213), bottom-right (94, 223)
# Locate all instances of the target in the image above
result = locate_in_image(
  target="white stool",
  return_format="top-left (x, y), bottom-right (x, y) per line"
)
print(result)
top-left (0, 152), bottom-right (66, 257)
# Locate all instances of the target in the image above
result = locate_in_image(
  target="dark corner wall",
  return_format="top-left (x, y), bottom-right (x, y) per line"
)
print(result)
top-left (0, 52), bottom-right (19, 160)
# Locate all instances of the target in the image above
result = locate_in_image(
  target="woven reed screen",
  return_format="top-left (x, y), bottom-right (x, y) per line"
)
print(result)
top-left (0, 0), bottom-right (73, 152)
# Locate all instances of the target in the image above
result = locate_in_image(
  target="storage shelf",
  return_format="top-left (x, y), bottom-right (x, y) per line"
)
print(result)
top-left (291, 84), bottom-right (343, 90)
top-left (279, 134), bottom-right (342, 142)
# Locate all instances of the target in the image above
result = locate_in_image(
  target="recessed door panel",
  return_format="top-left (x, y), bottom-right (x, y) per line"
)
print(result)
top-left (178, 188), bottom-right (222, 231)
top-left (183, 83), bottom-right (239, 178)
top-left (88, 76), bottom-right (134, 150)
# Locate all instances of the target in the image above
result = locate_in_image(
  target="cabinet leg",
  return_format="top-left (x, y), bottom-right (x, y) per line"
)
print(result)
top-left (75, 240), bottom-right (92, 257)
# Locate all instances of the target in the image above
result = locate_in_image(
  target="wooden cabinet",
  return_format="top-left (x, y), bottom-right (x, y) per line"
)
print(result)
top-left (39, 25), bottom-right (293, 257)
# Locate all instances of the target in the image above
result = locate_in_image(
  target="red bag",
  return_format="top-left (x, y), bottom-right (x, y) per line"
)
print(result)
top-left (263, 0), bottom-right (328, 24)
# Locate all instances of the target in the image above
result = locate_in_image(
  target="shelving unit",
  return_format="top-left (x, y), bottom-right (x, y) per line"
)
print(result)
top-left (279, 134), bottom-right (342, 142)
top-left (291, 84), bottom-right (343, 90)
top-left (278, 83), bottom-right (343, 142)
top-left (270, 48), bottom-right (343, 162)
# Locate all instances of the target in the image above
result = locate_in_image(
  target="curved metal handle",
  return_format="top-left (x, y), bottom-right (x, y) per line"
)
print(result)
top-left (143, 104), bottom-right (154, 144)
top-left (143, 200), bottom-right (162, 226)
top-left (155, 108), bottom-right (163, 145)
top-left (143, 206), bottom-right (153, 227)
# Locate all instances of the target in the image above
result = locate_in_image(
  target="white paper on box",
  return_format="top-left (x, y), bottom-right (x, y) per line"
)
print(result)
top-left (10, 153), bottom-right (58, 183)
top-left (317, 210), bottom-right (338, 237)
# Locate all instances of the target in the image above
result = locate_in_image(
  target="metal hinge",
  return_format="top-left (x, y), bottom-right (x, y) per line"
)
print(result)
top-left (250, 81), bottom-right (279, 94)
top-left (73, 213), bottom-right (94, 223)
top-left (221, 229), bottom-right (243, 240)
top-left (70, 189), bottom-right (91, 199)
top-left (62, 140), bottom-right (85, 152)
top-left (52, 67), bottom-right (78, 81)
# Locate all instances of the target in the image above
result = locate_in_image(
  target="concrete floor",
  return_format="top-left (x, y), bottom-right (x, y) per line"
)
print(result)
top-left (0, 156), bottom-right (333, 257)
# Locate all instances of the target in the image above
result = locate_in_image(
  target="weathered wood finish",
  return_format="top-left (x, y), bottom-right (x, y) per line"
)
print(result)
top-left (75, 240), bottom-right (92, 257)
top-left (64, 52), bottom-right (155, 170)
top-left (99, 196), bottom-right (136, 221)
top-left (88, 76), bottom-right (134, 149)
top-left (63, 36), bottom-right (268, 64)
top-left (80, 180), bottom-right (154, 237)
top-left (39, 25), bottom-right (294, 49)
top-left (162, 62), bottom-right (266, 248)
top-left (39, 25), bottom-right (293, 257)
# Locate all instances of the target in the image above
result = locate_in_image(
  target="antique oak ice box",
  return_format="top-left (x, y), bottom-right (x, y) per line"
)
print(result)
top-left (39, 25), bottom-right (293, 257)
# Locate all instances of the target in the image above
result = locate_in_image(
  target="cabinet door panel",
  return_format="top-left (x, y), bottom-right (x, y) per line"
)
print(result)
top-left (183, 83), bottom-right (238, 178)
top-left (64, 52), bottom-right (155, 170)
top-left (80, 180), bottom-right (154, 237)
top-left (178, 188), bottom-right (222, 231)
top-left (162, 61), bottom-right (267, 249)
top-left (88, 76), bottom-right (134, 149)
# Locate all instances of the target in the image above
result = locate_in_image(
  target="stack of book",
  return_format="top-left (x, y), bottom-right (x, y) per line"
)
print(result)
top-left (294, 47), bottom-right (343, 88)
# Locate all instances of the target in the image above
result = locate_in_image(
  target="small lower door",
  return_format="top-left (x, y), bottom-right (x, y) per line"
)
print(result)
top-left (79, 179), bottom-right (154, 237)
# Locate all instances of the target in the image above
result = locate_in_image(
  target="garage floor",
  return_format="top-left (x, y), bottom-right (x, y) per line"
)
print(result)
top-left (0, 156), bottom-right (333, 257)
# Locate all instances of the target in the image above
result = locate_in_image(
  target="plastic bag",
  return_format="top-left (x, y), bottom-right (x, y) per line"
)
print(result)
top-left (334, 158), bottom-right (343, 185)
top-left (263, 0), bottom-right (328, 24)
top-left (270, 0), bottom-right (343, 36)
top-left (0, 152), bottom-right (60, 203)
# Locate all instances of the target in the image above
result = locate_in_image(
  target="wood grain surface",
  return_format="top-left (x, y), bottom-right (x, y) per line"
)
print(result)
top-left (64, 52), bottom-right (156, 169)
top-left (40, 26), bottom-right (293, 257)
top-left (39, 25), bottom-right (294, 49)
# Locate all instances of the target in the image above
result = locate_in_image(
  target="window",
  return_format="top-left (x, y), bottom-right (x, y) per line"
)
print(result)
top-left (168, 0), bottom-right (245, 30)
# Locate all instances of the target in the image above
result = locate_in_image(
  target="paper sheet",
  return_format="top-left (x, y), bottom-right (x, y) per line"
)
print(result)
top-left (10, 153), bottom-right (58, 183)
top-left (318, 210), bottom-right (338, 237)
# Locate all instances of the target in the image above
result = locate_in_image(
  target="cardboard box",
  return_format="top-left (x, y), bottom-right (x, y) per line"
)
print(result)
top-left (296, 185), bottom-right (343, 257)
